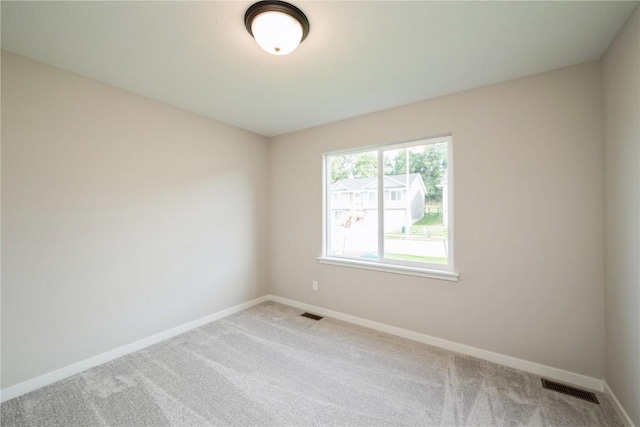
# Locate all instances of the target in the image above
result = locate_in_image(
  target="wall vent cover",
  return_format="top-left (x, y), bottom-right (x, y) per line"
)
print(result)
top-left (541, 379), bottom-right (599, 404)
top-left (300, 312), bottom-right (323, 321)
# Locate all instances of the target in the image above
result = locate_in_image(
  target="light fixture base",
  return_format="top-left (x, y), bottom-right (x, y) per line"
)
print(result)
top-left (244, 1), bottom-right (310, 42)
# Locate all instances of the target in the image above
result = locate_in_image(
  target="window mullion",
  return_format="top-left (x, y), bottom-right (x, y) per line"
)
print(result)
top-left (377, 150), bottom-right (384, 260)
top-left (324, 154), bottom-right (330, 257)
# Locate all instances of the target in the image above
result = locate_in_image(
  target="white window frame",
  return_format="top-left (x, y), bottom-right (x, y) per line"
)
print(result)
top-left (319, 135), bottom-right (458, 282)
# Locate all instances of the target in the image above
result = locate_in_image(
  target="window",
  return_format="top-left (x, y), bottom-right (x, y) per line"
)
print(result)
top-left (390, 190), bottom-right (403, 201)
top-left (321, 136), bottom-right (456, 280)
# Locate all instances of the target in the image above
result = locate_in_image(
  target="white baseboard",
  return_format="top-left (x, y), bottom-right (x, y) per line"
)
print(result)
top-left (1, 293), bottom-right (613, 412)
top-left (0, 295), bottom-right (269, 403)
top-left (268, 294), bottom-right (604, 392)
top-left (605, 382), bottom-right (636, 427)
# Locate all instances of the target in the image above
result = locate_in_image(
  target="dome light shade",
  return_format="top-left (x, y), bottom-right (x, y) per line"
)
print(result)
top-left (245, 1), bottom-right (310, 56)
top-left (251, 11), bottom-right (302, 55)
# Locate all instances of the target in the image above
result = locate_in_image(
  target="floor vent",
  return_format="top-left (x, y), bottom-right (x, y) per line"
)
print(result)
top-left (300, 312), bottom-right (324, 321)
top-left (541, 379), bottom-right (599, 404)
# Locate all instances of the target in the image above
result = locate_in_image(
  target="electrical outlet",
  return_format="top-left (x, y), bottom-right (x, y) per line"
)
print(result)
top-left (312, 281), bottom-right (318, 291)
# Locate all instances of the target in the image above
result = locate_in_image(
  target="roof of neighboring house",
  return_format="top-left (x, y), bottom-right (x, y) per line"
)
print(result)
top-left (332, 174), bottom-right (424, 191)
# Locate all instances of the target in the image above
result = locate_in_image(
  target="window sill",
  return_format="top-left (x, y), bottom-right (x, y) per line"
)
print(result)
top-left (317, 257), bottom-right (459, 282)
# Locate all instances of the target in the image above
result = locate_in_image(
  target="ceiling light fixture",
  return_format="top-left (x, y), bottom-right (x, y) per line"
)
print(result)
top-left (244, 1), bottom-right (310, 56)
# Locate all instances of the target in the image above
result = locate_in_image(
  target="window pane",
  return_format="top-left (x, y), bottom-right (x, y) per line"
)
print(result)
top-left (383, 143), bottom-right (449, 265)
top-left (328, 151), bottom-right (378, 259)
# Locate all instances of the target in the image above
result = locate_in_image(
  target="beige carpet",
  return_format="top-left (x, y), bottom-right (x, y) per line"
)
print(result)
top-left (1, 301), bottom-right (623, 426)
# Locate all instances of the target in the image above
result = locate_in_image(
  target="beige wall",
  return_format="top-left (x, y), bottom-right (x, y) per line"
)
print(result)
top-left (270, 61), bottom-right (605, 379)
top-left (1, 51), bottom-right (270, 388)
top-left (603, 5), bottom-right (640, 426)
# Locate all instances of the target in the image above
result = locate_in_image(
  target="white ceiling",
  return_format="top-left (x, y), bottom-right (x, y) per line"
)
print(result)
top-left (1, 1), bottom-right (637, 137)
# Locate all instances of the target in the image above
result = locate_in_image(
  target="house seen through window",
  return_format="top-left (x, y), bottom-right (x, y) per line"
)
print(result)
top-left (324, 136), bottom-right (452, 271)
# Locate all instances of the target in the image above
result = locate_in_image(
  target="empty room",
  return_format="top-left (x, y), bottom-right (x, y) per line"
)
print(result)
top-left (1, 1), bottom-right (639, 426)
